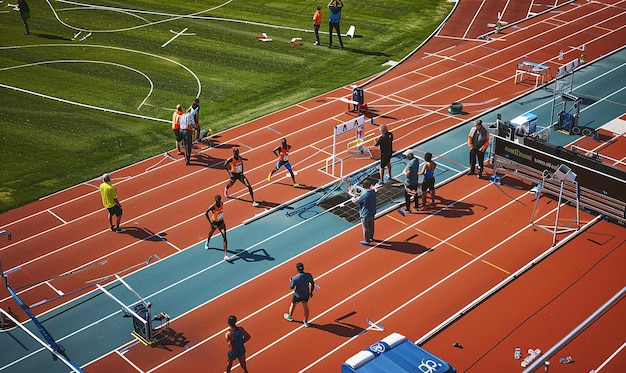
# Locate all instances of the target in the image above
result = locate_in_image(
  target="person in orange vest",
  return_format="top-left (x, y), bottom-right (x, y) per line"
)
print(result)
top-left (267, 138), bottom-right (298, 187)
top-left (224, 148), bottom-right (259, 207)
top-left (172, 104), bottom-right (184, 155)
top-left (313, 6), bottom-right (322, 46)
top-left (205, 194), bottom-right (229, 260)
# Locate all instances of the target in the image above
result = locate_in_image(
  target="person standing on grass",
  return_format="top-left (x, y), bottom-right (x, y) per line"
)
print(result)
top-left (225, 315), bottom-right (251, 373)
top-left (284, 262), bottom-right (315, 328)
top-left (374, 124), bottom-right (393, 186)
top-left (468, 119), bottom-right (489, 178)
top-left (189, 98), bottom-right (201, 147)
top-left (179, 106), bottom-right (197, 165)
top-left (419, 152), bottom-right (437, 208)
top-left (205, 194), bottom-right (229, 260)
top-left (267, 138), bottom-right (298, 187)
top-left (99, 173), bottom-right (124, 232)
top-left (15, 0), bottom-right (30, 35)
top-left (328, 0), bottom-right (344, 49)
top-left (172, 104), bottom-right (184, 155)
top-left (399, 149), bottom-right (420, 215)
top-left (313, 6), bottom-right (322, 45)
top-left (352, 179), bottom-right (376, 245)
top-left (224, 148), bottom-right (259, 207)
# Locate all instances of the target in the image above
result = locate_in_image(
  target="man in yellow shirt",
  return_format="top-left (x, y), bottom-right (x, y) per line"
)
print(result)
top-left (99, 173), bottom-right (124, 232)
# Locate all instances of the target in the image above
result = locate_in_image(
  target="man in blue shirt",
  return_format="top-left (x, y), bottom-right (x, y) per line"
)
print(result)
top-left (328, 0), bottom-right (344, 49)
top-left (353, 180), bottom-right (377, 245)
top-left (284, 262), bottom-right (315, 327)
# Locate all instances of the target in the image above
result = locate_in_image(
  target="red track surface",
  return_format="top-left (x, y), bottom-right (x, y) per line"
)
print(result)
top-left (1, 0), bottom-right (625, 372)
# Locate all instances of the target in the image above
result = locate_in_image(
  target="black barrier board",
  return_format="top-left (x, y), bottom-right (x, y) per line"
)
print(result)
top-left (494, 136), bottom-right (626, 204)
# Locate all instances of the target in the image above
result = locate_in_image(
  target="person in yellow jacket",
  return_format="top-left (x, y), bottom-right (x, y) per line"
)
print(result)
top-left (99, 173), bottom-right (124, 232)
top-left (313, 6), bottom-right (322, 45)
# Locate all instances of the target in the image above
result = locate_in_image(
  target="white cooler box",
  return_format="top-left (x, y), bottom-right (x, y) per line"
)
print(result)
top-left (510, 112), bottom-right (537, 135)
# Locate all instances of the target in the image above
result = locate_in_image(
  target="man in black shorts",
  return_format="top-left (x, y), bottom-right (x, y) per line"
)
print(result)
top-left (205, 194), bottom-right (229, 260)
top-left (284, 262), bottom-right (315, 327)
top-left (374, 124), bottom-right (393, 186)
top-left (224, 148), bottom-right (259, 207)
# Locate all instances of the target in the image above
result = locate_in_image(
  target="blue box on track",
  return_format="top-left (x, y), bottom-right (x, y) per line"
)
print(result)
top-left (510, 112), bottom-right (537, 135)
top-left (341, 333), bottom-right (456, 373)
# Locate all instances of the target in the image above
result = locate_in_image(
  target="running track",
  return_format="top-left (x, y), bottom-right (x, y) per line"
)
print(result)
top-left (1, 0), bottom-right (625, 372)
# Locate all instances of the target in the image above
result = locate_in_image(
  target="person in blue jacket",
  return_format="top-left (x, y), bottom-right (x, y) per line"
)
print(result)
top-left (328, 0), bottom-right (344, 49)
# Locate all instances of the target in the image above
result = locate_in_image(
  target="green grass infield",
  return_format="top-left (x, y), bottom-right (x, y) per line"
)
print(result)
top-left (0, 0), bottom-right (454, 212)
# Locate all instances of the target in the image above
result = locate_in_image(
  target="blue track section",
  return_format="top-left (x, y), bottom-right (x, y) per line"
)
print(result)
top-left (1, 48), bottom-right (624, 373)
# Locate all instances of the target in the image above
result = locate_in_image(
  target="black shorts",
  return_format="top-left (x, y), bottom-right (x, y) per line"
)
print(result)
top-left (106, 205), bottom-right (122, 217)
top-left (211, 220), bottom-right (226, 230)
top-left (380, 153), bottom-right (392, 167)
top-left (229, 172), bottom-right (245, 183)
top-left (292, 294), bottom-right (310, 304)
top-left (422, 177), bottom-right (435, 191)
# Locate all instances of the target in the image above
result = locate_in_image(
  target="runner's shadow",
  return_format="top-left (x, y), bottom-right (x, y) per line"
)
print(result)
top-left (430, 197), bottom-right (485, 218)
top-left (310, 322), bottom-right (365, 337)
top-left (229, 248), bottom-right (275, 263)
top-left (374, 240), bottom-right (432, 255)
top-left (120, 227), bottom-right (165, 242)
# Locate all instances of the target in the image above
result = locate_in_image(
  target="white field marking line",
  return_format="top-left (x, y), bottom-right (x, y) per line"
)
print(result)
top-left (594, 341), bottom-right (626, 372)
top-left (48, 0), bottom-right (233, 33)
top-left (144, 153), bottom-right (171, 173)
top-left (61, 5), bottom-right (151, 24)
top-left (1, 59), bottom-right (154, 110)
top-left (363, 1), bottom-right (624, 105)
top-left (0, 43), bottom-right (200, 113)
top-left (78, 32), bottom-right (91, 41)
top-left (301, 199), bottom-right (568, 371)
top-left (463, 0), bottom-right (488, 40)
top-left (146, 182), bottom-right (523, 370)
top-left (46, 281), bottom-right (64, 296)
top-left (55, 0), bottom-right (335, 36)
top-left (162, 27), bottom-right (189, 48)
top-left (46, 208), bottom-right (67, 224)
top-left (114, 349), bottom-right (143, 373)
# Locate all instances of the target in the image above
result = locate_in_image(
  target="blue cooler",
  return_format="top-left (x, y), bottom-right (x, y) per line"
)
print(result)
top-left (510, 112), bottom-right (537, 135)
top-left (341, 333), bottom-right (456, 373)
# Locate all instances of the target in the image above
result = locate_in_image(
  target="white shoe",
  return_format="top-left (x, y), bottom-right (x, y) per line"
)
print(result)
top-left (252, 201), bottom-right (259, 207)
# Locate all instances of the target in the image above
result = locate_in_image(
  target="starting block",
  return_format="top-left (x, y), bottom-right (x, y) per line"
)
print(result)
top-left (339, 97), bottom-right (368, 114)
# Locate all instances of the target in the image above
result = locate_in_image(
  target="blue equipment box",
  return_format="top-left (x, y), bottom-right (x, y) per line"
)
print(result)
top-left (341, 333), bottom-right (456, 373)
top-left (510, 112), bottom-right (537, 135)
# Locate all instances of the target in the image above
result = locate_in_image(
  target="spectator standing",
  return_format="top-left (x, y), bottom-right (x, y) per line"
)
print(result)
top-left (374, 124), bottom-right (393, 186)
top-left (99, 173), bottom-right (123, 232)
top-left (313, 6), bottom-right (322, 45)
top-left (179, 106), bottom-right (197, 165)
top-left (225, 315), bottom-right (250, 373)
top-left (172, 105), bottom-right (184, 155)
top-left (419, 152), bottom-right (437, 208)
top-left (400, 149), bottom-right (420, 215)
top-left (189, 98), bottom-right (200, 146)
top-left (284, 262), bottom-right (315, 328)
top-left (224, 148), bottom-right (259, 207)
top-left (468, 119), bottom-right (490, 177)
top-left (352, 180), bottom-right (376, 245)
top-left (267, 138), bottom-right (298, 187)
top-left (327, 0), bottom-right (344, 49)
top-left (205, 195), bottom-right (229, 260)
top-left (16, 0), bottom-right (30, 35)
